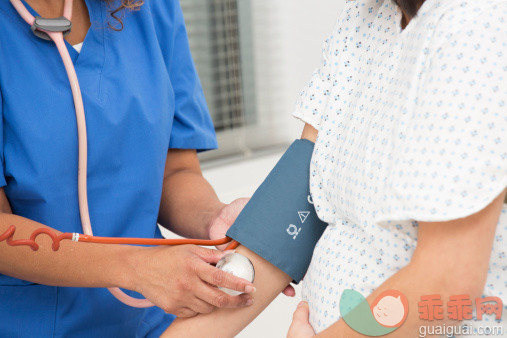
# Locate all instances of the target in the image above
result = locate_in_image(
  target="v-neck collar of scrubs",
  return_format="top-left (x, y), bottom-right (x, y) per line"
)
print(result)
top-left (20, 0), bottom-right (106, 100)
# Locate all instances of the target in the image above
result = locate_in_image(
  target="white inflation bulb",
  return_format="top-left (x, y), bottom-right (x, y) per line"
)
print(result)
top-left (216, 252), bottom-right (255, 296)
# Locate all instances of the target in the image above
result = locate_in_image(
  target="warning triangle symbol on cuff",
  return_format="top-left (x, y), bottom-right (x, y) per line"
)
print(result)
top-left (298, 211), bottom-right (310, 224)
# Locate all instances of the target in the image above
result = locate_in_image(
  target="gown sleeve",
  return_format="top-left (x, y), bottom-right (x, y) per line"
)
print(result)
top-left (292, 3), bottom-right (353, 132)
top-left (153, 0), bottom-right (218, 152)
top-left (376, 4), bottom-right (507, 224)
top-left (292, 29), bottom-right (336, 131)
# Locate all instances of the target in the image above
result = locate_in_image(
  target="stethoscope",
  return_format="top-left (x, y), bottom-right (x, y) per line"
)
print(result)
top-left (6, 0), bottom-right (243, 308)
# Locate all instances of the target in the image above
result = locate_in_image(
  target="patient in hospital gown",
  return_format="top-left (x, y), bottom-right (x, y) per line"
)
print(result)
top-left (292, 0), bottom-right (507, 334)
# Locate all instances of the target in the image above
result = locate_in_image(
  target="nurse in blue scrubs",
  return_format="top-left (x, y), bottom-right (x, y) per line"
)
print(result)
top-left (0, 0), bottom-right (256, 336)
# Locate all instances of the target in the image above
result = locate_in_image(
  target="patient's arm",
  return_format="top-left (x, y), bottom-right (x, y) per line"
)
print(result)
top-left (162, 124), bottom-right (319, 337)
top-left (161, 245), bottom-right (292, 337)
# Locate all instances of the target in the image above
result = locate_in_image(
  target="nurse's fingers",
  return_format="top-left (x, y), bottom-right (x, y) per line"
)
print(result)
top-left (190, 297), bottom-right (216, 315)
top-left (283, 284), bottom-right (296, 297)
top-left (194, 246), bottom-right (230, 265)
top-left (173, 307), bottom-right (198, 318)
top-left (196, 283), bottom-right (253, 309)
top-left (196, 260), bottom-right (254, 294)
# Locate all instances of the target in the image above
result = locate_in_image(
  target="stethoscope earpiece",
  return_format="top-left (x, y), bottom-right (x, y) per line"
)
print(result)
top-left (31, 16), bottom-right (72, 41)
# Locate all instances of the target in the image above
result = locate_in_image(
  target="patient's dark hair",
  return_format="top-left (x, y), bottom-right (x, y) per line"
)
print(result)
top-left (392, 0), bottom-right (425, 18)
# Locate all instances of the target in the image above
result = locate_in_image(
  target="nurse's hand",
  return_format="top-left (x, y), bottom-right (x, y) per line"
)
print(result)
top-left (208, 198), bottom-right (297, 297)
top-left (130, 244), bottom-right (255, 317)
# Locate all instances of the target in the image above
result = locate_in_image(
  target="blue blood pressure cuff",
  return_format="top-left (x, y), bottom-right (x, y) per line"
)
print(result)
top-left (226, 139), bottom-right (327, 283)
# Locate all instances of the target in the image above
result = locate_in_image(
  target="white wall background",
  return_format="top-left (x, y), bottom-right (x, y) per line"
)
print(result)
top-left (164, 1), bottom-right (345, 336)
top-left (249, 0), bottom-right (344, 142)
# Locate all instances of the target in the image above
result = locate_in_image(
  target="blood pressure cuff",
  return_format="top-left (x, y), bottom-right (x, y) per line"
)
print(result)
top-left (226, 139), bottom-right (327, 283)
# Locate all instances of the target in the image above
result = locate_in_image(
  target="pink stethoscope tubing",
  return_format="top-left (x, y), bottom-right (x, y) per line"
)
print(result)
top-left (9, 0), bottom-right (241, 308)
top-left (9, 0), bottom-right (240, 309)
top-left (10, 0), bottom-right (155, 308)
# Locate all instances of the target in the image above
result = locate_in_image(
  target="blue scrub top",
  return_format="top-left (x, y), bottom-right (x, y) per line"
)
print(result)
top-left (0, 0), bottom-right (217, 336)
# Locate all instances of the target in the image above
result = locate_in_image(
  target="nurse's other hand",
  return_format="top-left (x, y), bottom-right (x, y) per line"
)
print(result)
top-left (287, 301), bottom-right (316, 338)
top-left (130, 245), bottom-right (254, 317)
top-left (208, 198), bottom-right (297, 298)
top-left (208, 197), bottom-right (250, 251)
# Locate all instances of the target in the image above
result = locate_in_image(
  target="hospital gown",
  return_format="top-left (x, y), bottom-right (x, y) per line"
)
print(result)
top-left (293, 0), bottom-right (507, 334)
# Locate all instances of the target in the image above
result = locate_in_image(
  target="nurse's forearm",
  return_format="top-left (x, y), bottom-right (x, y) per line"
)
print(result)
top-left (161, 245), bottom-right (292, 337)
top-left (158, 149), bottom-right (224, 239)
top-left (0, 212), bottom-right (134, 289)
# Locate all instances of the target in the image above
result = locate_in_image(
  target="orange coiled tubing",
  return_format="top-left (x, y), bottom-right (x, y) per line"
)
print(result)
top-left (0, 225), bottom-right (240, 251)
